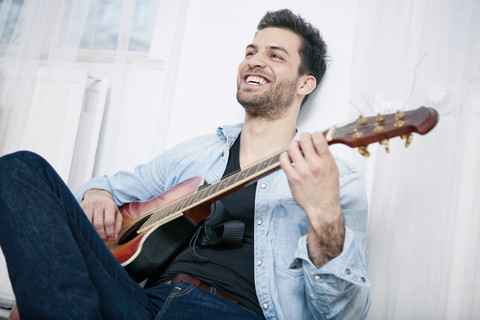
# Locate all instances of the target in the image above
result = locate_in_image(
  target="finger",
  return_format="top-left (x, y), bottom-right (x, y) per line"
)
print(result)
top-left (298, 132), bottom-right (318, 160)
top-left (80, 202), bottom-right (94, 223)
top-left (280, 151), bottom-right (295, 177)
top-left (311, 132), bottom-right (338, 174)
top-left (103, 207), bottom-right (117, 241)
top-left (115, 210), bottom-right (123, 240)
top-left (311, 131), bottom-right (330, 157)
top-left (92, 208), bottom-right (106, 240)
top-left (286, 139), bottom-right (307, 168)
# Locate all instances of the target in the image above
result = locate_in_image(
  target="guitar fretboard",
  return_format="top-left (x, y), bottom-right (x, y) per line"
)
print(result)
top-left (138, 148), bottom-right (287, 232)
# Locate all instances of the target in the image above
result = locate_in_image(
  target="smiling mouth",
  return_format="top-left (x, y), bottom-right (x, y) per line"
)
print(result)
top-left (245, 75), bottom-right (268, 85)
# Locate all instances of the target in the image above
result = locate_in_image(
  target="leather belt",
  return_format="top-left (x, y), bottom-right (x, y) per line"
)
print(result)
top-left (170, 273), bottom-right (247, 309)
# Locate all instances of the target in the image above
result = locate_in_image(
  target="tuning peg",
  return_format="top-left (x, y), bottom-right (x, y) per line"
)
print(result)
top-left (353, 128), bottom-right (363, 138)
top-left (395, 110), bottom-right (405, 127)
top-left (376, 113), bottom-right (385, 122)
top-left (358, 115), bottom-right (367, 125)
top-left (401, 134), bottom-right (413, 147)
top-left (373, 122), bottom-right (383, 132)
top-left (381, 139), bottom-right (390, 153)
top-left (396, 110), bottom-right (405, 120)
top-left (358, 146), bottom-right (370, 157)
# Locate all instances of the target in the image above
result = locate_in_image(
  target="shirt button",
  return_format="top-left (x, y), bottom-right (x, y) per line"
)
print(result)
top-left (361, 276), bottom-right (366, 283)
top-left (257, 219), bottom-right (263, 225)
top-left (263, 303), bottom-right (269, 310)
top-left (314, 274), bottom-right (321, 280)
top-left (346, 268), bottom-right (351, 275)
top-left (257, 260), bottom-right (262, 266)
top-left (260, 183), bottom-right (267, 189)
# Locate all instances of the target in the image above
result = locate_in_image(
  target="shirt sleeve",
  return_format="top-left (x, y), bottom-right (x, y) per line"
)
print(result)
top-left (73, 131), bottom-right (229, 206)
top-left (73, 147), bottom-right (173, 206)
top-left (292, 159), bottom-right (370, 319)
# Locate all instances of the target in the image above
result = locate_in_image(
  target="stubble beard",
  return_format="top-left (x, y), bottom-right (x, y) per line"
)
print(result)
top-left (236, 78), bottom-right (298, 121)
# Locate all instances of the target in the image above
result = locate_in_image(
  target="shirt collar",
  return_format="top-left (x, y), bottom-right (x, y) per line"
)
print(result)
top-left (216, 123), bottom-right (243, 147)
top-left (216, 123), bottom-right (302, 146)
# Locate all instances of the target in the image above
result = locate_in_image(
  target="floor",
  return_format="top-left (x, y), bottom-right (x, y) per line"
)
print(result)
top-left (0, 299), bottom-right (13, 320)
top-left (0, 307), bottom-right (10, 320)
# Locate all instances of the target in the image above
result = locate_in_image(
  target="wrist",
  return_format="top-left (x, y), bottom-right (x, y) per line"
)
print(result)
top-left (83, 189), bottom-right (113, 201)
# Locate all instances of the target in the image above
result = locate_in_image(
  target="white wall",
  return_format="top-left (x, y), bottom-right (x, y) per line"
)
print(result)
top-left (89, 0), bottom-right (361, 175)
top-left (163, 0), bottom-right (360, 160)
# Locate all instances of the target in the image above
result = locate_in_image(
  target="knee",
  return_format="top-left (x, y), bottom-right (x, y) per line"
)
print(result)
top-left (0, 151), bottom-right (50, 182)
top-left (0, 150), bottom-right (46, 168)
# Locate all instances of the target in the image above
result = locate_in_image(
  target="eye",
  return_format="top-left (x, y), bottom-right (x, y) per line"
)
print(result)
top-left (271, 53), bottom-right (283, 60)
top-left (246, 51), bottom-right (255, 57)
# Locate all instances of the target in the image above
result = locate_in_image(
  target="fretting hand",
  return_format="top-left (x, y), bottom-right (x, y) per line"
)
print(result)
top-left (280, 132), bottom-right (344, 268)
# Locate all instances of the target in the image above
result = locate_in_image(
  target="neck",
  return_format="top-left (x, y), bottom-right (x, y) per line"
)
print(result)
top-left (239, 114), bottom-right (297, 169)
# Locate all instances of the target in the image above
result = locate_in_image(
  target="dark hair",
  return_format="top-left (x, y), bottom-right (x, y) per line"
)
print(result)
top-left (257, 9), bottom-right (328, 104)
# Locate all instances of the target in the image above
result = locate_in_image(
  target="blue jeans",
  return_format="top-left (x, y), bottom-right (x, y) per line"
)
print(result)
top-left (0, 151), bottom-right (263, 320)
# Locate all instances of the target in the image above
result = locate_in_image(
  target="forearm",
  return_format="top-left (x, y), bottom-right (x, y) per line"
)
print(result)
top-left (73, 164), bottom-right (162, 206)
top-left (306, 204), bottom-right (345, 268)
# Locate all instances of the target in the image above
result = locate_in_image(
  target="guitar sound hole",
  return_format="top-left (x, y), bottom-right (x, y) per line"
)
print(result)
top-left (118, 217), bottom-right (149, 245)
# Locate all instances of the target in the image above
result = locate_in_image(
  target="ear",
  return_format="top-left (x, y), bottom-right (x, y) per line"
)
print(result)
top-left (297, 75), bottom-right (317, 97)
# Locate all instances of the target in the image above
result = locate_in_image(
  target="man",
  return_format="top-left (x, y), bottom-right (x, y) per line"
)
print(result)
top-left (0, 9), bottom-right (369, 320)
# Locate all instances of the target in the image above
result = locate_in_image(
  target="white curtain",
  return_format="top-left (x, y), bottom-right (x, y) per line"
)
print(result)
top-left (0, 0), bottom-right (92, 182)
top-left (349, 0), bottom-right (480, 318)
top-left (0, 0), bottom-right (174, 187)
top-left (0, 0), bottom-right (183, 306)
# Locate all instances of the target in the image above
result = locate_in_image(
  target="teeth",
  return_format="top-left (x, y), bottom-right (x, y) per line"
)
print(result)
top-left (246, 76), bottom-right (267, 85)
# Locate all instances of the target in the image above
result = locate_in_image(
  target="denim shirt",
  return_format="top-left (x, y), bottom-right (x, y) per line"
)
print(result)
top-left (75, 124), bottom-right (370, 320)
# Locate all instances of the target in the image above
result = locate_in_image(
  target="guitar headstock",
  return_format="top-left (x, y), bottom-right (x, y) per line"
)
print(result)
top-left (326, 106), bottom-right (439, 156)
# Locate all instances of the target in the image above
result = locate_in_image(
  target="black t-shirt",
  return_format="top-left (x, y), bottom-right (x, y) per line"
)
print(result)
top-left (161, 135), bottom-right (262, 315)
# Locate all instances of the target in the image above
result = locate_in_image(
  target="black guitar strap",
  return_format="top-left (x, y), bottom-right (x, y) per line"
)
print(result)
top-left (199, 201), bottom-right (245, 248)
top-left (172, 200), bottom-right (245, 264)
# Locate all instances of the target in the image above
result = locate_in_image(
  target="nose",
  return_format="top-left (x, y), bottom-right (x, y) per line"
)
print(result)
top-left (247, 51), bottom-right (267, 69)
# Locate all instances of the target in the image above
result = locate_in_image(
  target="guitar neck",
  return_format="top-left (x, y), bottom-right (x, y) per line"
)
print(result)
top-left (139, 106), bottom-right (439, 232)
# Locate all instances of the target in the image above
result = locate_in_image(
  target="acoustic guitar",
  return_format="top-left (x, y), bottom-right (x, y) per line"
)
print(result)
top-left (104, 106), bottom-right (439, 282)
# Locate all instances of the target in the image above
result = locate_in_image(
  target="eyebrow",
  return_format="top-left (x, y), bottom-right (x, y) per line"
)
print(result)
top-left (246, 44), bottom-right (291, 57)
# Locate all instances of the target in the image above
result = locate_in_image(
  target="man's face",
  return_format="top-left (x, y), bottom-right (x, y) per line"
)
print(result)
top-left (236, 27), bottom-right (303, 120)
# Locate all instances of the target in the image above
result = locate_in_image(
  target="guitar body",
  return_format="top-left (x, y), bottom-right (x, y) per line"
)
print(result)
top-left (104, 176), bottom-right (211, 282)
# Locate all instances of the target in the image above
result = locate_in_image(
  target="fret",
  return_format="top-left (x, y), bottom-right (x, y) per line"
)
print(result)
top-left (242, 166), bottom-right (255, 180)
top-left (154, 210), bottom-right (166, 224)
top-left (169, 199), bottom-right (183, 215)
top-left (149, 201), bottom-right (180, 227)
top-left (154, 207), bottom-right (168, 221)
top-left (160, 203), bottom-right (175, 219)
top-left (224, 172), bottom-right (237, 186)
top-left (207, 181), bottom-right (221, 196)
top-left (180, 193), bottom-right (196, 209)
top-left (237, 170), bottom-right (248, 182)
top-left (192, 187), bottom-right (207, 204)
top-left (217, 178), bottom-right (230, 192)
top-left (261, 159), bottom-right (273, 170)
top-left (144, 211), bottom-right (159, 227)
top-left (201, 183), bottom-right (215, 200)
